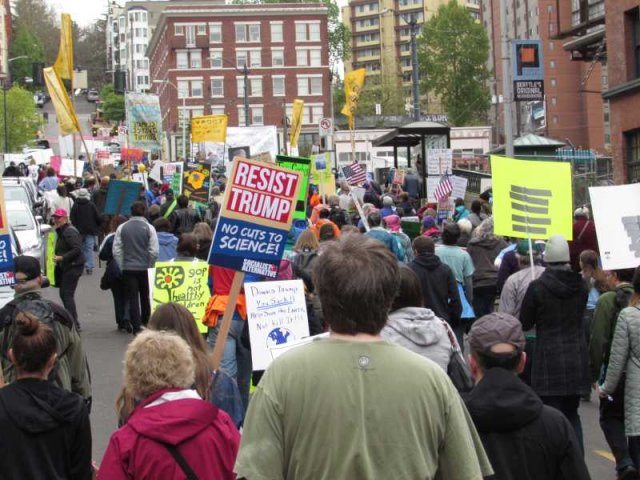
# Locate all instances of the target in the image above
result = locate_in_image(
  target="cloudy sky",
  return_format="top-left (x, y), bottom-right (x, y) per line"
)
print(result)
top-left (46, 0), bottom-right (106, 26)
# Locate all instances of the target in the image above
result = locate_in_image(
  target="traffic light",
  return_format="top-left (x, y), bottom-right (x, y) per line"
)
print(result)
top-left (91, 127), bottom-right (98, 137)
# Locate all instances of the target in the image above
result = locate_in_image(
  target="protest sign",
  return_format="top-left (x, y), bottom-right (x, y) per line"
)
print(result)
top-left (0, 183), bottom-right (13, 286)
top-left (162, 162), bottom-right (183, 183)
top-left (491, 155), bottom-right (572, 239)
top-left (125, 93), bottom-right (162, 150)
top-left (393, 168), bottom-right (405, 185)
top-left (183, 162), bottom-right (211, 203)
top-left (450, 175), bottom-right (468, 200)
top-left (103, 179), bottom-right (143, 215)
top-left (132, 172), bottom-right (148, 187)
top-left (148, 261), bottom-right (209, 334)
top-left (228, 146), bottom-right (250, 162)
top-left (225, 126), bottom-right (278, 163)
top-left (95, 150), bottom-right (112, 168)
top-left (120, 148), bottom-right (145, 164)
top-left (269, 333), bottom-right (330, 361)
top-left (245, 279), bottom-right (309, 370)
top-left (59, 158), bottom-right (85, 177)
top-left (426, 176), bottom-right (441, 203)
top-left (191, 115), bottom-right (227, 143)
top-left (0, 234), bottom-right (14, 286)
top-left (208, 157), bottom-right (302, 278)
top-left (149, 161), bottom-right (162, 183)
top-left (251, 152), bottom-right (273, 163)
top-left (276, 155), bottom-right (310, 221)
top-left (427, 149), bottom-right (453, 175)
top-left (50, 155), bottom-right (61, 174)
top-left (46, 232), bottom-right (56, 286)
top-left (589, 184), bottom-right (640, 270)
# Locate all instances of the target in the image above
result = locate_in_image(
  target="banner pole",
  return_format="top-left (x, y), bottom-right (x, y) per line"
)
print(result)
top-left (350, 190), bottom-right (369, 232)
top-left (211, 271), bottom-right (245, 371)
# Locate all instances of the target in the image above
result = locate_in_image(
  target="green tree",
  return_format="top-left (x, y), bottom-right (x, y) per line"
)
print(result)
top-left (100, 84), bottom-right (125, 122)
top-left (355, 75), bottom-right (406, 118)
top-left (75, 18), bottom-right (108, 89)
top-left (417, 0), bottom-right (490, 126)
top-left (231, 0), bottom-right (350, 66)
top-left (0, 86), bottom-right (43, 152)
top-left (9, 25), bottom-right (45, 82)
top-left (12, 0), bottom-right (59, 65)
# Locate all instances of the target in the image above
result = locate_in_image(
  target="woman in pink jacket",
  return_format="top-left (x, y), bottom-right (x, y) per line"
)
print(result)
top-left (98, 330), bottom-right (239, 479)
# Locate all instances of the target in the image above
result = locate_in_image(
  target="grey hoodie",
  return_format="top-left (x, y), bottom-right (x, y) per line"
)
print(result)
top-left (381, 307), bottom-right (451, 371)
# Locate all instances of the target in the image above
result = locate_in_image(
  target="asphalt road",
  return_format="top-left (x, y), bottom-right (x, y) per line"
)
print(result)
top-left (37, 260), bottom-right (618, 477)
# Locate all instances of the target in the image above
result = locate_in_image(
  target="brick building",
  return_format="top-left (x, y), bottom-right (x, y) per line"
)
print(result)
top-left (603, 1), bottom-right (640, 184)
top-left (147, 3), bottom-right (330, 155)
top-left (481, 0), bottom-right (604, 152)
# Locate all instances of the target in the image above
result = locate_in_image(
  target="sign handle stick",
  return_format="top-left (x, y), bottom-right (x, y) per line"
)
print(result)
top-left (528, 235), bottom-right (535, 282)
top-left (350, 190), bottom-right (369, 232)
top-left (211, 271), bottom-right (245, 371)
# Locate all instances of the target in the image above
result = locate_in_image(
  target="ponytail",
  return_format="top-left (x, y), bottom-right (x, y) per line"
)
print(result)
top-left (11, 312), bottom-right (57, 373)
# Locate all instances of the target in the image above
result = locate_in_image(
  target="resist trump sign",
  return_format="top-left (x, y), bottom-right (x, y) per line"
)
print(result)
top-left (208, 158), bottom-right (302, 278)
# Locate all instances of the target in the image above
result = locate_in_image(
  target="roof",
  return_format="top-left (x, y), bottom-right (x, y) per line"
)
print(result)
top-left (371, 121), bottom-right (450, 148)
top-left (489, 133), bottom-right (566, 154)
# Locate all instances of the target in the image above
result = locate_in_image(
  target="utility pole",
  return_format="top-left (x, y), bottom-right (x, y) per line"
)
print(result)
top-left (282, 101), bottom-right (288, 155)
top-left (409, 16), bottom-right (420, 121)
top-left (243, 64), bottom-right (249, 127)
top-left (500, 0), bottom-right (514, 156)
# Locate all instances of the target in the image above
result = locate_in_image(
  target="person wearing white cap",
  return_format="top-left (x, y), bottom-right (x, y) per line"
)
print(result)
top-left (519, 234), bottom-right (590, 452)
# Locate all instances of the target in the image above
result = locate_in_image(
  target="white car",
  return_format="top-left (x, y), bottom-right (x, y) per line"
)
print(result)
top-left (5, 201), bottom-right (51, 267)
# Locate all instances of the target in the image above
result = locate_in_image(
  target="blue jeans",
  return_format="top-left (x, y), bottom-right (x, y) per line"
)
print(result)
top-left (207, 314), bottom-right (245, 379)
top-left (82, 234), bottom-right (95, 271)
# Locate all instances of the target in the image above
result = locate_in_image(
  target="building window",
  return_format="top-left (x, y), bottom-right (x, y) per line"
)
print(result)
top-left (176, 51), bottom-right (188, 69)
top-left (250, 50), bottom-right (261, 68)
top-left (549, 41), bottom-right (554, 51)
top-left (177, 79), bottom-right (203, 98)
top-left (297, 75), bottom-right (322, 96)
top-left (210, 78), bottom-right (224, 97)
top-left (551, 78), bottom-right (557, 87)
top-left (552, 115), bottom-right (558, 124)
top-left (549, 60), bottom-right (556, 69)
top-left (237, 51), bottom-right (248, 68)
top-left (295, 21), bottom-right (321, 42)
top-left (237, 78), bottom-right (246, 97)
top-left (271, 22), bottom-right (283, 42)
top-left (175, 25), bottom-right (184, 35)
top-left (252, 106), bottom-right (264, 125)
top-left (211, 106), bottom-right (225, 115)
top-left (236, 23), bottom-right (260, 42)
top-left (209, 23), bottom-right (222, 43)
top-left (296, 48), bottom-right (322, 66)
top-left (210, 50), bottom-right (223, 68)
top-left (250, 78), bottom-right (263, 97)
top-left (629, 8), bottom-right (640, 79)
top-left (627, 129), bottom-right (640, 182)
top-left (273, 76), bottom-right (285, 96)
top-left (197, 24), bottom-right (206, 35)
top-left (551, 97), bottom-right (557, 105)
top-left (237, 50), bottom-right (261, 68)
top-left (296, 50), bottom-right (308, 66)
top-left (190, 50), bottom-right (202, 68)
top-left (310, 48), bottom-right (321, 66)
top-left (177, 80), bottom-right (189, 98)
top-left (272, 49), bottom-right (284, 66)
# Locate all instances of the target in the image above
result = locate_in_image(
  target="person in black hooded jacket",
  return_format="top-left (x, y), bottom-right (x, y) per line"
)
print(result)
top-left (0, 311), bottom-right (92, 479)
top-left (463, 312), bottom-right (590, 480)
top-left (408, 236), bottom-right (461, 327)
top-left (519, 234), bottom-right (590, 452)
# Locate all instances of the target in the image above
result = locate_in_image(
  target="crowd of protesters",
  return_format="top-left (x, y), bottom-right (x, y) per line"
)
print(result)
top-left (4, 160), bottom-right (640, 480)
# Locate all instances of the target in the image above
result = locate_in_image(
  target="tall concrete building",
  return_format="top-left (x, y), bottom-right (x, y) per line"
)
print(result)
top-left (482, 0), bottom-right (605, 152)
top-left (107, 0), bottom-right (224, 93)
top-left (341, 0), bottom-right (480, 112)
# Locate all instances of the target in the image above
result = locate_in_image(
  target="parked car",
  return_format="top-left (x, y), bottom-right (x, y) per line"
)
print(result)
top-left (2, 177), bottom-right (48, 220)
top-left (5, 201), bottom-right (51, 267)
top-left (87, 89), bottom-right (99, 102)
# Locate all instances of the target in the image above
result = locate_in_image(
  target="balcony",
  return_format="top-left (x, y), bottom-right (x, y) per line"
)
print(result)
top-left (356, 38), bottom-right (381, 47)
top-left (354, 23), bottom-right (379, 33)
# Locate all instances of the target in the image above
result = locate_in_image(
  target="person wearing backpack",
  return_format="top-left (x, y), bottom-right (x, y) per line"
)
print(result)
top-left (52, 208), bottom-right (85, 328)
top-left (590, 267), bottom-right (638, 480)
top-left (600, 266), bottom-right (640, 477)
top-left (0, 256), bottom-right (92, 406)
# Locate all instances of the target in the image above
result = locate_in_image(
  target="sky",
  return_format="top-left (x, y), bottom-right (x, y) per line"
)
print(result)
top-left (46, 0), bottom-right (106, 27)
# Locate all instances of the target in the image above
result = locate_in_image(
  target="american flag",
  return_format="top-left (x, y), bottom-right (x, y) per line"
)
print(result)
top-left (434, 174), bottom-right (453, 202)
top-left (342, 162), bottom-right (367, 186)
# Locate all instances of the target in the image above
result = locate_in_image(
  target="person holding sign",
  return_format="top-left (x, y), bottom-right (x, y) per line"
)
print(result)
top-left (235, 235), bottom-right (492, 479)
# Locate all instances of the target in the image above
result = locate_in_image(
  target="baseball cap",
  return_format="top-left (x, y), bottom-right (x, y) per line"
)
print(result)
top-left (516, 239), bottom-right (542, 256)
top-left (14, 255), bottom-right (41, 281)
top-left (52, 208), bottom-right (68, 218)
top-left (468, 312), bottom-right (525, 357)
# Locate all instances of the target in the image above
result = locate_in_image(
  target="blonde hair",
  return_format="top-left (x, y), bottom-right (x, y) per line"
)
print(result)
top-left (294, 229), bottom-right (320, 252)
top-left (193, 222), bottom-right (213, 242)
top-left (124, 330), bottom-right (195, 400)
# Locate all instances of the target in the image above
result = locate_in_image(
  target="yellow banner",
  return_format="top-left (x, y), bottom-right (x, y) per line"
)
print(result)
top-left (54, 13), bottom-right (73, 80)
top-left (44, 67), bottom-right (81, 136)
top-left (148, 261), bottom-right (210, 333)
top-left (191, 114), bottom-right (228, 143)
top-left (341, 68), bottom-right (366, 130)
top-left (491, 155), bottom-right (573, 240)
top-left (46, 232), bottom-right (56, 286)
top-left (289, 99), bottom-right (304, 148)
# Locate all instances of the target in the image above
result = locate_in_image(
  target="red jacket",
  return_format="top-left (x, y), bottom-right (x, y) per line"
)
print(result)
top-left (569, 218), bottom-right (599, 272)
top-left (98, 389), bottom-right (240, 480)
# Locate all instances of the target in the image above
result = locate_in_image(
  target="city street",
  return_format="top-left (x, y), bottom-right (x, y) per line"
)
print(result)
top-left (39, 259), bottom-right (618, 477)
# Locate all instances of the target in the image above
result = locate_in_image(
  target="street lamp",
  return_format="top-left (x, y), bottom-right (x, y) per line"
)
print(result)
top-left (4, 55), bottom-right (28, 153)
top-left (153, 79), bottom-right (186, 160)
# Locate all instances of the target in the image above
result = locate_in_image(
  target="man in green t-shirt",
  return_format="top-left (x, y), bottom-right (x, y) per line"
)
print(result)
top-left (235, 234), bottom-right (492, 480)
